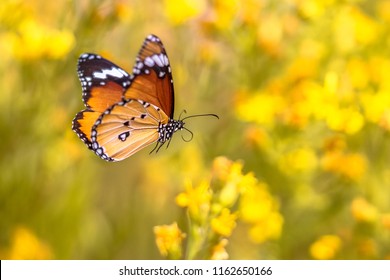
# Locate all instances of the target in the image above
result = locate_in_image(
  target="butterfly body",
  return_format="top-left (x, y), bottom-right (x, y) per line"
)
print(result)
top-left (73, 34), bottom-right (202, 161)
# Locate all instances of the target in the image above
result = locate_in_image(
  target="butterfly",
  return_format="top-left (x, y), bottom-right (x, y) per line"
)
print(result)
top-left (72, 34), bottom-right (218, 162)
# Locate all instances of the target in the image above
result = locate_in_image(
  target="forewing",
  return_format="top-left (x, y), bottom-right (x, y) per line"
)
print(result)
top-left (124, 35), bottom-right (175, 118)
top-left (77, 53), bottom-right (132, 112)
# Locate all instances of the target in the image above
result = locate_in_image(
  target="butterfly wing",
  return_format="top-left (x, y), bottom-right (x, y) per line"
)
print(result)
top-left (73, 53), bottom-right (133, 148)
top-left (124, 34), bottom-right (175, 118)
top-left (77, 53), bottom-right (132, 111)
top-left (90, 99), bottom-right (169, 161)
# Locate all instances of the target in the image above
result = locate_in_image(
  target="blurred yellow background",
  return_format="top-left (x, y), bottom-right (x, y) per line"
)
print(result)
top-left (1, 0), bottom-right (390, 260)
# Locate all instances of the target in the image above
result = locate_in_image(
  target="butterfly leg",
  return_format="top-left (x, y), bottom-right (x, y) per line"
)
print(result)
top-left (149, 141), bottom-right (166, 154)
top-left (155, 141), bottom-right (166, 153)
top-left (149, 142), bottom-right (159, 154)
top-left (166, 137), bottom-right (173, 149)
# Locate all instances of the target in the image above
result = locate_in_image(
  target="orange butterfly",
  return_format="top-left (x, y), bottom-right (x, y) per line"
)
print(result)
top-left (72, 34), bottom-right (218, 161)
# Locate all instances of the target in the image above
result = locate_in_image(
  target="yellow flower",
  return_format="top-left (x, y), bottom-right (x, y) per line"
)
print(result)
top-left (361, 90), bottom-right (390, 127)
top-left (15, 19), bottom-right (47, 60)
top-left (238, 0), bottom-right (263, 26)
top-left (210, 239), bottom-right (229, 260)
top-left (368, 56), bottom-right (390, 90)
top-left (321, 151), bottom-right (367, 181)
top-left (325, 106), bottom-right (365, 134)
top-left (212, 0), bottom-right (239, 30)
top-left (324, 71), bottom-right (339, 94)
top-left (244, 126), bottom-right (270, 150)
top-left (299, 39), bottom-right (326, 61)
top-left (248, 212), bottom-right (284, 244)
top-left (240, 183), bottom-right (277, 223)
top-left (257, 13), bottom-right (283, 56)
top-left (310, 235), bottom-right (342, 260)
top-left (377, 0), bottom-right (390, 23)
top-left (211, 156), bottom-right (257, 207)
top-left (333, 6), bottom-right (378, 53)
top-left (285, 57), bottom-right (319, 82)
top-left (293, 79), bottom-right (335, 123)
top-left (176, 180), bottom-right (211, 221)
top-left (235, 91), bottom-right (284, 128)
top-left (347, 58), bottom-right (369, 89)
top-left (154, 223), bottom-right (186, 259)
top-left (211, 208), bottom-right (237, 237)
top-left (227, 161), bottom-right (255, 191)
top-left (381, 213), bottom-right (390, 230)
top-left (296, 0), bottom-right (329, 19)
top-left (240, 183), bottom-right (284, 244)
top-left (13, 19), bottom-right (75, 60)
top-left (278, 147), bottom-right (318, 175)
top-left (378, 110), bottom-right (390, 131)
top-left (351, 197), bottom-right (378, 223)
top-left (0, 32), bottom-right (19, 62)
top-left (212, 156), bottom-right (233, 182)
top-left (164, 0), bottom-right (206, 25)
top-left (351, 7), bottom-right (379, 46)
top-left (5, 226), bottom-right (52, 260)
top-left (45, 29), bottom-right (75, 59)
top-left (115, 1), bottom-right (134, 23)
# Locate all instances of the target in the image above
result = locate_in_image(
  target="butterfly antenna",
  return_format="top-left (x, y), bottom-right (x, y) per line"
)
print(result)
top-left (178, 110), bottom-right (187, 120)
top-left (181, 127), bottom-right (194, 142)
top-left (181, 113), bottom-right (219, 121)
top-left (179, 113), bottom-right (218, 142)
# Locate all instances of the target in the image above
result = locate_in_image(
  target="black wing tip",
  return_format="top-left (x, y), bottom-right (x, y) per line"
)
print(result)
top-left (78, 53), bottom-right (102, 61)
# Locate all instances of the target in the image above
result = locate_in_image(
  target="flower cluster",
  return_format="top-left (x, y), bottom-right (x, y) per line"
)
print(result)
top-left (0, 1), bottom-right (74, 61)
top-left (154, 156), bottom-right (283, 259)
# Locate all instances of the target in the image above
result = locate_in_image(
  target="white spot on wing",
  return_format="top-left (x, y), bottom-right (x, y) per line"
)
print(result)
top-left (93, 67), bottom-right (125, 79)
top-left (144, 57), bottom-right (154, 67)
top-left (163, 54), bottom-right (169, 66)
top-left (137, 61), bottom-right (144, 69)
top-left (152, 54), bottom-right (164, 67)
